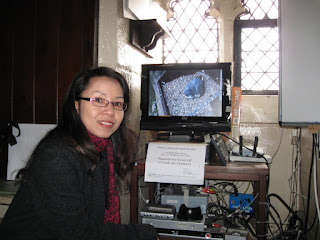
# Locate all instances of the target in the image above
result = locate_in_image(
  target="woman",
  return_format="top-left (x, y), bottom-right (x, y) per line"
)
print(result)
top-left (0, 67), bottom-right (158, 240)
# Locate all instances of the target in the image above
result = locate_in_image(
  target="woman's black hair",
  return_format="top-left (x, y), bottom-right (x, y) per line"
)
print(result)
top-left (17, 66), bottom-right (134, 182)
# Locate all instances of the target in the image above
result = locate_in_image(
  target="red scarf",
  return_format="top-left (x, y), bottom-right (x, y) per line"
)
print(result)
top-left (88, 132), bottom-right (120, 224)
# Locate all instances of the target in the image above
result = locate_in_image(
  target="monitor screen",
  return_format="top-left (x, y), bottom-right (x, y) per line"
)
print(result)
top-left (140, 63), bottom-right (232, 133)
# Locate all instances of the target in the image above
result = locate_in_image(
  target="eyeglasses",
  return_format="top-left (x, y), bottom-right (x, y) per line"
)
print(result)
top-left (78, 97), bottom-right (128, 111)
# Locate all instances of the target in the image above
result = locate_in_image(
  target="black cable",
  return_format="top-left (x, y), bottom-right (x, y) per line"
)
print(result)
top-left (268, 193), bottom-right (304, 228)
top-left (315, 219), bottom-right (319, 240)
top-left (235, 213), bottom-right (257, 237)
top-left (304, 135), bottom-right (320, 235)
top-left (304, 211), bottom-right (318, 234)
top-left (214, 188), bottom-right (229, 214)
top-left (304, 134), bottom-right (320, 238)
top-left (267, 222), bottom-right (276, 240)
top-left (298, 131), bottom-right (307, 224)
top-left (267, 198), bottom-right (285, 238)
top-left (211, 181), bottom-right (238, 196)
top-left (267, 193), bottom-right (305, 240)
top-left (304, 134), bottom-right (316, 232)
top-left (315, 139), bottom-right (320, 240)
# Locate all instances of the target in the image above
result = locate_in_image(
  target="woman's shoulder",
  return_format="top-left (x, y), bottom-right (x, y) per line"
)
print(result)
top-left (37, 131), bottom-right (73, 154)
top-left (31, 130), bottom-right (85, 169)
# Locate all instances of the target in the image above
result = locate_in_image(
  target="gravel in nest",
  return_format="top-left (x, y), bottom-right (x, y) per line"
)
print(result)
top-left (161, 72), bottom-right (221, 116)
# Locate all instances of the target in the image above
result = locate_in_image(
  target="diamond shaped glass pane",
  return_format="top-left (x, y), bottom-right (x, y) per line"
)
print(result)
top-left (240, 23), bottom-right (279, 91)
top-left (241, 0), bottom-right (278, 20)
top-left (164, 0), bottom-right (218, 64)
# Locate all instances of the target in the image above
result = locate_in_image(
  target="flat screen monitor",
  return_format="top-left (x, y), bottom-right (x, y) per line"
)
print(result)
top-left (140, 62), bottom-right (232, 133)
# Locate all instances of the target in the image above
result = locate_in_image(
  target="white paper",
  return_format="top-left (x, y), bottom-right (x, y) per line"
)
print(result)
top-left (144, 142), bottom-right (206, 185)
top-left (7, 123), bottom-right (56, 180)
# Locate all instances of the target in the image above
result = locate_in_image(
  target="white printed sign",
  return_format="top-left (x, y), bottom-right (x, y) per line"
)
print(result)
top-left (144, 141), bottom-right (206, 185)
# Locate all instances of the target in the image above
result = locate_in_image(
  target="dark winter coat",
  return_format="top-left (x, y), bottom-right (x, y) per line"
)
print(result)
top-left (0, 133), bottom-right (158, 240)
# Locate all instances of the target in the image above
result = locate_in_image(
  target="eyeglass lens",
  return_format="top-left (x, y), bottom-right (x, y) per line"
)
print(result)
top-left (91, 97), bottom-right (127, 111)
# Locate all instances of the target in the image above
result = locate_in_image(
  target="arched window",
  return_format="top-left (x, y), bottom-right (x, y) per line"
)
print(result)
top-left (164, 0), bottom-right (218, 63)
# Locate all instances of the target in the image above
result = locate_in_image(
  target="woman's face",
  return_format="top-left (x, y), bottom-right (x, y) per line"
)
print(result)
top-left (75, 76), bottom-right (125, 138)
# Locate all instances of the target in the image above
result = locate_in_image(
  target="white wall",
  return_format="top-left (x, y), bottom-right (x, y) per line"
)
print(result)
top-left (98, 0), bottom-right (164, 223)
top-left (98, 1), bottom-right (315, 233)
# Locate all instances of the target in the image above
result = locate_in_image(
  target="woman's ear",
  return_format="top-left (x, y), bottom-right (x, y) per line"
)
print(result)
top-left (75, 101), bottom-right (79, 113)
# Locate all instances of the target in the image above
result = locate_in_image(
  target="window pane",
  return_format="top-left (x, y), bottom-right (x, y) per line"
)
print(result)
top-left (240, 26), bottom-right (279, 91)
top-left (164, 0), bottom-right (218, 63)
top-left (241, 0), bottom-right (278, 20)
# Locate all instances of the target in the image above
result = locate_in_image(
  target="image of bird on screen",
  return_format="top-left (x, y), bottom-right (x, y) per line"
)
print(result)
top-left (148, 69), bottom-right (222, 117)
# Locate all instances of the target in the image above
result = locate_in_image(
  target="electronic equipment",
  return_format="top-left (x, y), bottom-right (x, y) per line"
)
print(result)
top-left (140, 203), bottom-right (176, 220)
top-left (158, 232), bottom-right (223, 240)
top-left (211, 134), bottom-right (229, 166)
top-left (142, 215), bottom-right (226, 239)
top-left (229, 135), bottom-right (272, 163)
top-left (177, 204), bottom-right (202, 220)
top-left (229, 154), bottom-right (272, 164)
top-left (158, 230), bottom-right (224, 240)
top-left (142, 216), bottom-right (206, 232)
top-left (157, 228), bottom-right (224, 240)
top-left (161, 194), bottom-right (208, 215)
top-left (141, 202), bottom-right (249, 240)
top-left (231, 145), bottom-right (264, 157)
top-left (140, 63), bottom-right (232, 133)
top-left (229, 194), bottom-right (253, 216)
top-left (225, 228), bottom-right (248, 240)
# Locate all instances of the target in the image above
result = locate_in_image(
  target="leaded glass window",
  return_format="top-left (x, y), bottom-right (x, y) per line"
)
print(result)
top-left (234, 0), bottom-right (279, 94)
top-left (164, 0), bottom-right (218, 64)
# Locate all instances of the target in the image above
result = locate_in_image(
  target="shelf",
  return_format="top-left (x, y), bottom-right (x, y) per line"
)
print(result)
top-left (130, 161), bottom-right (269, 240)
top-left (129, 19), bottom-right (169, 55)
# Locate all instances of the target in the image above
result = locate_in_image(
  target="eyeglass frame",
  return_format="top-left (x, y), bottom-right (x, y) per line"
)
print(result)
top-left (77, 97), bottom-right (128, 111)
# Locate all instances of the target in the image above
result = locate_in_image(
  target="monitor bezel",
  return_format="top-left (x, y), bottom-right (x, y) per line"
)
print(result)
top-left (140, 62), bottom-right (232, 133)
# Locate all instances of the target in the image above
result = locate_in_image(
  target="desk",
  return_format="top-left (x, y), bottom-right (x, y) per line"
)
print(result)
top-left (0, 180), bottom-right (20, 221)
top-left (130, 161), bottom-right (269, 240)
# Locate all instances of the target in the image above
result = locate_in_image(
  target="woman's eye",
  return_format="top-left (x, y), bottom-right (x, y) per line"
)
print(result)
top-left (93, 97), bottom-right (103, 103)
top-left (114, 102), bottom-right (123, 107)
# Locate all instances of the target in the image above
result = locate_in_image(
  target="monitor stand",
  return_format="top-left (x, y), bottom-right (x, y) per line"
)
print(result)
top-left (168, 131), bottom-right (194, 142)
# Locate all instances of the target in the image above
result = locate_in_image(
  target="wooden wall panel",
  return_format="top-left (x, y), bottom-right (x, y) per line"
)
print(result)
top-left (35, 0), bottom-right (59, 123)
top-left (0, 2), bottom-right (13, 179)
top-left (83, 0), bottom-right (99, 69)
top-left (58, 0), bottom-right (84, 116)
top-left (0, 0), bottom-right (98, 179)
top-left (0, 2), bottom-right (13, 127)
top-left (12, 0), bottom-right (35, 123)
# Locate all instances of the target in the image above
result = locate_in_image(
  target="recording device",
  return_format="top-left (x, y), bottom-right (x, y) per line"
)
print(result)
top-left (141, 187), bottom-right (208, 232)
top-left (140, 200), bottom-right (249, 239)
top-left (161, 193), bottom-right (208, 215)
top-left (140, 203), bottom-right (176, 220)
top-left (141, 184), bottom-right (211, 235)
